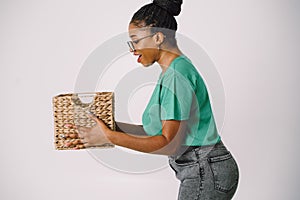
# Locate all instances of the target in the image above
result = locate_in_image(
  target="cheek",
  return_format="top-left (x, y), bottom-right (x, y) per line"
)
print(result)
top-left (140, 48), bottom-right (158, 58)
top-left (138, 49), bottom-right (157, 66)
top-left (138, 39), bottom-right (156, 51)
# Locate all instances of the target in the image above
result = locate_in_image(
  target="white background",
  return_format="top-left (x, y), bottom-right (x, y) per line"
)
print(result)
top-left (1, 0), bottom-right (299, 199)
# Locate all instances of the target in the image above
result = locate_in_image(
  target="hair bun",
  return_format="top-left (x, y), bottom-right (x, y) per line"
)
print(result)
top-left (153, 0), bottom-right (183, 16)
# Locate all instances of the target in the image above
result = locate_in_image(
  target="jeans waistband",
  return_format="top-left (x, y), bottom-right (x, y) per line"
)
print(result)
top-left (170, 140), bottom-right (226, 160)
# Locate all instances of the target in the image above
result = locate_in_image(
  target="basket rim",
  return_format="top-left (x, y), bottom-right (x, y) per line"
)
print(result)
top-left (53, 91), bottom-right (114, 98)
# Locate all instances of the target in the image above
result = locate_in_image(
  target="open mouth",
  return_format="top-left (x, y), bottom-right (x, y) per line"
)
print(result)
top-left (133, 51), bottom-right (142, 63)
top-left (137, 55), bottom-right (142, 63)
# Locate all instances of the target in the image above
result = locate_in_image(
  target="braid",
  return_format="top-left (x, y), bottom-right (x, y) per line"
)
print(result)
top-left (130, 3), bottom-right (178, 34)
top-left (130, 1), bottom-right (183, 47)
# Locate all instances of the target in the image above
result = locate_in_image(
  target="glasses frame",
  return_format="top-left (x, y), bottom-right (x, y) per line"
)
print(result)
top-left (127, 33), bottom-right (157, 51)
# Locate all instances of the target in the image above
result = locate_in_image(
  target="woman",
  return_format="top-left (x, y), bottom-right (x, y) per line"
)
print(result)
top-left (73, 0), bottom-right (239, 199)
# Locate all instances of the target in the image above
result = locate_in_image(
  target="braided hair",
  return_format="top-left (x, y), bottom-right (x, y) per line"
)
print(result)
top-left (130, 0), bottom-right (183, 47)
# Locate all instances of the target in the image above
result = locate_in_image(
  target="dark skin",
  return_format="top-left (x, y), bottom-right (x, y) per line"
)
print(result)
top-left (66, 24), bottom-right (186, 155)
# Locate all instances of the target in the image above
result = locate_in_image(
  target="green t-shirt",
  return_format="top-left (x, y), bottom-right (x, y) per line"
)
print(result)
top-left (142, 55), bottom-right (221, 146)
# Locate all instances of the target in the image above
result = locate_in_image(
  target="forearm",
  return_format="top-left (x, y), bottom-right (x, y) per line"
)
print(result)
top-left (107, 130), bottom-right (177, 155)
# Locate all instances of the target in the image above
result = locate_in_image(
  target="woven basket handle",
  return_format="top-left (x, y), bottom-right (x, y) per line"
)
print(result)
top-left (72, 93), bottom-right (97, 106)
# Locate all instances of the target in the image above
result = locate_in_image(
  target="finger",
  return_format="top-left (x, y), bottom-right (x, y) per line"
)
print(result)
top-left (64, 139), bottom-right (81, 148)
top-left (64, 123), bottom-right (76, 128)
top-left (79, 137), bottom-right (88, 144)
top-left (82, 140), bottom-right (94, 148)
top-left (64, 141), bottom-right (72, 148)
top-left (88, 113), bottom-right (108, 129)
top-left (74, 144), bottom-right (86, 149)
top-left (87, 113), bottom-right (101, 123)
top-left (83, 143), bottom-right (91, 148)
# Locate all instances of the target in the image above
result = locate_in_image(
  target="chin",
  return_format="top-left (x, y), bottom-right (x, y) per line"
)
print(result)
top-left (141, 61), bottom-right (155, 67)
top-left (142, 64), bottom-right (152, 67)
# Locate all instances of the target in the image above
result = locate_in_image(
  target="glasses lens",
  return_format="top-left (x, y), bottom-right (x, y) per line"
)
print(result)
top-left (127, 41), bottom-right (134, 51)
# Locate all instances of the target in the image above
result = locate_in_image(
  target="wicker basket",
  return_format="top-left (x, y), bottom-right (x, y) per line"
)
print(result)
top-left (52, 92), bottom-right (115, 150)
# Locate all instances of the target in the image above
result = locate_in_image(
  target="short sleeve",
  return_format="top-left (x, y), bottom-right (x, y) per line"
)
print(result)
top-left (159, 70), bottom-right (195, 121)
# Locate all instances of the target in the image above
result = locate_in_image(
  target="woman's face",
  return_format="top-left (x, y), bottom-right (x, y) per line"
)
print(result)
top-left (128, 23), bottom-right (159, 67)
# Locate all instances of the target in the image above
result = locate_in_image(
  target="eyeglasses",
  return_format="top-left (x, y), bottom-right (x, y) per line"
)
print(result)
top-left (127, 33), bottom-right (157, 51)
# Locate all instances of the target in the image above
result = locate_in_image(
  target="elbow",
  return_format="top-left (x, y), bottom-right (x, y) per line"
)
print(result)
top-left (159, 136), bottom-right (180, 156)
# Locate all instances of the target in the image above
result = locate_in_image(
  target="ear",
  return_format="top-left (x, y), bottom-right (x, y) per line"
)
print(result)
top-left (154, 32), bottom-right (165, 46)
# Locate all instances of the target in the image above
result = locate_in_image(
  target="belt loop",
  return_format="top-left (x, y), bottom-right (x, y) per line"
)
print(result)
top-left (193, 148), bottom-right (200, 160)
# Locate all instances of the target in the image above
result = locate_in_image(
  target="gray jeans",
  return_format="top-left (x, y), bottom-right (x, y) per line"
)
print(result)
top-left (168, 141), bottom-right (239, 200)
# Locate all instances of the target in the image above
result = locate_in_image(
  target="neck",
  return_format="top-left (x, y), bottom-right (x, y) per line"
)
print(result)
top-left (157, 47), bottom-right (182, 74)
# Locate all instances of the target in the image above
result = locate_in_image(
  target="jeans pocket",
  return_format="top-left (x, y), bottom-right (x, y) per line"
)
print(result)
top-left (207, 152), bottom-right (239, 193)
top-left (169, 159), bottom-right (200, 181)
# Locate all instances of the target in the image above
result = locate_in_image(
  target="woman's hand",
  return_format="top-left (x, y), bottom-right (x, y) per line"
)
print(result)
top-left (65, 114), bottom-right (112, 149)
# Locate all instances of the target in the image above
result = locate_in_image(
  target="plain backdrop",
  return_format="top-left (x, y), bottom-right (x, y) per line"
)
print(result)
top-left (1, 0), bottom-right (299, 199)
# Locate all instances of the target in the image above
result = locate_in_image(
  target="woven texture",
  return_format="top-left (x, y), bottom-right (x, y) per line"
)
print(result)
top-left (52, 92), bottom-right (115, 150)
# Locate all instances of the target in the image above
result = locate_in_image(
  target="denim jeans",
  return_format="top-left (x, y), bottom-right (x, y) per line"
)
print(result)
top-left (168, 141), bottom-right (239, 200)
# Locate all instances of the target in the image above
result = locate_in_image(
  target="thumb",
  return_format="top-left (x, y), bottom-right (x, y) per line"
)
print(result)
top-left (88, 113), bottom-right (104, 124)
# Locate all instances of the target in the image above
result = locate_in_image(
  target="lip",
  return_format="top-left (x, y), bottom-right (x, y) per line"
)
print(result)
top-left (137, 55), bottom-right (142, 63)
top-left (133, 52), bottom-right (142, 63)
top-left (133, 51), bottom-right (140, 56)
